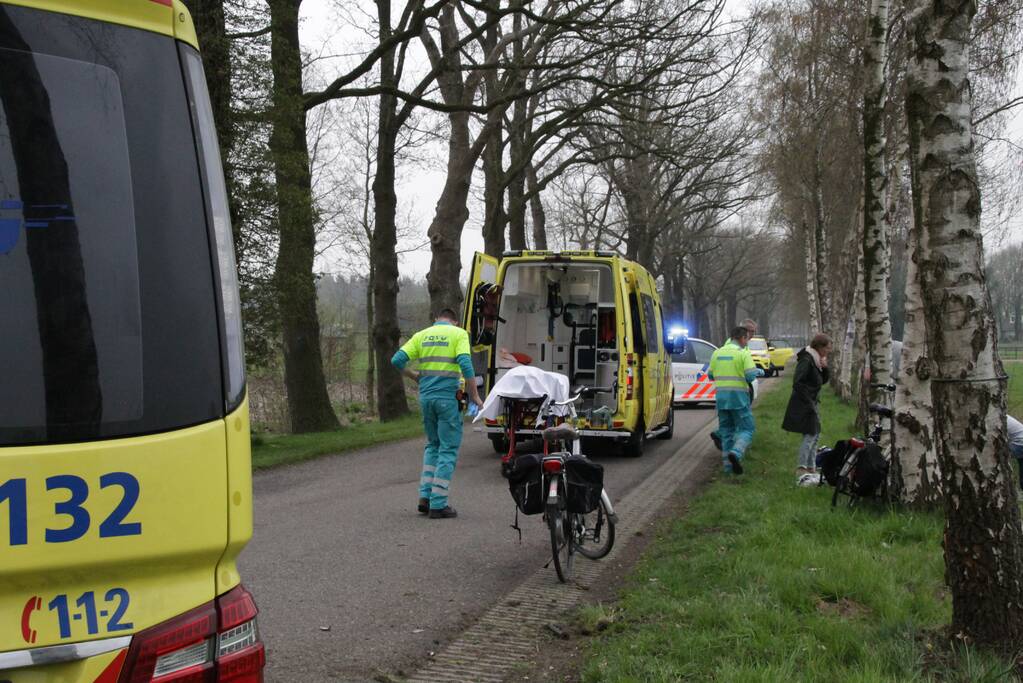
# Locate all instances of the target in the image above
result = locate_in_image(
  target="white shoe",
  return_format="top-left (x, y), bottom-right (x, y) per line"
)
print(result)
top-left (797, 473), bottom-right (820, 487)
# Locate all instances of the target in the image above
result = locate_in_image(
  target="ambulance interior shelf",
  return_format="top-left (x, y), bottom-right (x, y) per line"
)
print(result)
top-left (490, 262), bottom-right (618, 415)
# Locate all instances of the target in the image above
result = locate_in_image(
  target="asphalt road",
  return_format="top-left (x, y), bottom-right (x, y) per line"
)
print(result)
top-left (240, 405), bottom-right (719, 682)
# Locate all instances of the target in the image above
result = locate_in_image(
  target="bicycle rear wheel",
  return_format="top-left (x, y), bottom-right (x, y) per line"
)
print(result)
top-left (575, 498), bottom-right (615, 559)
top-left (548, 502), bottom-right (574, 582)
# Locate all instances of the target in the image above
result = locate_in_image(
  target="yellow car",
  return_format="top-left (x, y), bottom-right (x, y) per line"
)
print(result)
top-left (748, 337), bottom-right (774, 376)
top-left (768, 340), bottom-right (796, 374)
top-left (0, 1), bottom-right (264, 680)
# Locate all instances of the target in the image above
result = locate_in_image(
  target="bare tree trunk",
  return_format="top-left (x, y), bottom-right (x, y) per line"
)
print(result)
top-left (813, 147), bottom-right (833, 335)
top-left (891, 221), bottom-right (940, 505)
top-left (269, 0), bottom-right (339, 433)
top-left (365, 265), bottom-right (376, 414)
top-left (803, 223), bottom-right (822, 331)
top-left (506, 8), bottom-right (528, 251)
top-left (839, 262), bottom-right (864, 400)
top-left (862, 0), bottom-right (893, 409)
top-left (853, 241), bottom-right (870, 429)
top-left (527, 163), bottom-right (548, 250)
top-left (481, 2), bottom-right (506, 257)
top-left (372, 0), bottom-right (410, 421)
top-left (426, 110), bottom-right (473, 313)
top-left (907, 0), bottom-right (1023, 646)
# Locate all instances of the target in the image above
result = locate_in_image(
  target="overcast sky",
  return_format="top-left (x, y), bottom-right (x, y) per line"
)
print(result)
top-left (297, 0), bottom-right (1023, 282)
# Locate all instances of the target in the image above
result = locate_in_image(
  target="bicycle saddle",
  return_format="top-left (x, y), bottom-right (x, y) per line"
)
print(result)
top-left (543, 423), bottom-right (578, 442)
top-left (868, 403), bottom-right (893, 418)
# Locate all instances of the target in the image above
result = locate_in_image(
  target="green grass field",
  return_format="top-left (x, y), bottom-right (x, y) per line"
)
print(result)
top-left (579, 383), bottom-right (1018, 682)
top-left (250, 412), bottom-right (423, 470)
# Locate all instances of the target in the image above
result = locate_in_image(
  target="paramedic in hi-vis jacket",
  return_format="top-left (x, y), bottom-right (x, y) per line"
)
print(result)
top-left (708, 326), bottom-right (764, 475)
top-left (391, 309), bottom-right (484, 519)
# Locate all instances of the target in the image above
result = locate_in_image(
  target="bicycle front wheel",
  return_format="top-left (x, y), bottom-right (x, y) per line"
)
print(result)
top-left (575, 498), bottom-right (615, 559)
top-left (548, 502), bottom-right (574, 582)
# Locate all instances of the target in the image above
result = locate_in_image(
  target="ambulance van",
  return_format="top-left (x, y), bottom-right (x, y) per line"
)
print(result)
top-left (463, 250), bottom-right (677, 457)
top-left (0, 2), bottom-right (265, 680)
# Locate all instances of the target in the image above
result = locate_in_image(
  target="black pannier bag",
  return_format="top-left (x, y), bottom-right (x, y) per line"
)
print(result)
top-left (564, 455), bottom-right (604, 514)
top-left (818, 440), bottom-right (853, 487)
top-left (505, 453), bottom-right (545, 515)
top-left (851, 442), bottom-right (887, 497)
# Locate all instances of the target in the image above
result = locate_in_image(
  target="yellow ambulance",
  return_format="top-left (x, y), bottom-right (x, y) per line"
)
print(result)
top-left (0, 1), bottom-right (264, 680)
top-left (464, 250), bottom-right (677, 457)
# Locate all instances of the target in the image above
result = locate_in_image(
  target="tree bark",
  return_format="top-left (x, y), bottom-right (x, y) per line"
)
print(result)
top-left (527, 163), bottom-right (548, 250)
top-left (861, 0), bottom-right (893, 409)
top-left (426, 110), bottom-right (473, 313)
top-left (269, 0), bottom-right (339, 433)
top-left (891, 220), bottom-right (940, 506)
top-left (365, 265), bottom-right (376, 414)
top-left (372, 0), bottom-right (410, 421)
top-left (907, 0), bottom-right (1023, 646)
top-left (839, 256), bottom-right (865, 401)
top-left (481, 3), bottom-right (506, 258)
top-left (813, 145), bottom-right (833, 335)
top-left (803, 222), bottom-right (822, 331)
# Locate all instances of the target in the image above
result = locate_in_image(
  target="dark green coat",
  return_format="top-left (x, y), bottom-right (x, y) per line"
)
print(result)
top-left (782, 349), bottom-right (830, 435)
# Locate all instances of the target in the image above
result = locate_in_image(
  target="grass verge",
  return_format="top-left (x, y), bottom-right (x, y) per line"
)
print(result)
top-left (251, 412), bottom-right (422, 470)
top-left (580, 384), bottom-right (1019, 682)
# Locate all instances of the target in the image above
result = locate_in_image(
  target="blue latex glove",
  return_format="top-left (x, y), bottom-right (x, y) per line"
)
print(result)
top-left (467, 403), bottom-right (480, 418)
top-left (755, 368), bottom-right (765, 378)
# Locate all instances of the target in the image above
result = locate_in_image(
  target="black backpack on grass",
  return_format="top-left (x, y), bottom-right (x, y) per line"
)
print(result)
top-left (850, 442), bottom-right (887, 498)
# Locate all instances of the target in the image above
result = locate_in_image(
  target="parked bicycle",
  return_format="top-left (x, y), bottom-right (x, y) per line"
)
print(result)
top-left (826, 383), bottom-right (896, 508)
top-left (503, 387), bottom-right (618, 583)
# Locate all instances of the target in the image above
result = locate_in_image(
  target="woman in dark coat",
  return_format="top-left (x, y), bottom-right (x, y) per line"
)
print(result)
top-left (782, 333), bottom-right (832, 485)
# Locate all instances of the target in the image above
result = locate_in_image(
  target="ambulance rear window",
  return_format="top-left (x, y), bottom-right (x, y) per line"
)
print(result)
top-left (0, 7), bottom-right (223, 444)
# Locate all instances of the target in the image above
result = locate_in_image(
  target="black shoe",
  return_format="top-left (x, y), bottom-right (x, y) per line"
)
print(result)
top-left (417, 498), bottom-right (429, 515)
top-left (710, 431), bottom-right (722, 452)
top-left (429, 506), bottom-right (458, 519)
top-left (728, 452), bottom-right (744, 475)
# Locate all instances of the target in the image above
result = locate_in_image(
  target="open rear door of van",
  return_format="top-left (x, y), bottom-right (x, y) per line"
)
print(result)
top-left (462, 252), bottom-right (501, 396)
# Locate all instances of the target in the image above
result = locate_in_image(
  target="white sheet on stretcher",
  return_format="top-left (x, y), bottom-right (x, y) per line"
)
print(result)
top-left (474, 366), bottom-right (571, 422)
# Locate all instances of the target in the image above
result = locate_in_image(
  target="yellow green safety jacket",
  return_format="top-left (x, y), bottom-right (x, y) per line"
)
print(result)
top-left (708, 339), bottom-right (758, 410)
top-left (391, 321), bottom-right (475, 401)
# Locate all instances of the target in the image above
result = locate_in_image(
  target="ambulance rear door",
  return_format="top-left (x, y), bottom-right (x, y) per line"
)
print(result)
top-left (462, 252), bottom-right (501, 397)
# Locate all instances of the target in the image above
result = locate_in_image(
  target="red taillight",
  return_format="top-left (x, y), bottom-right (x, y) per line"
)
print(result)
top-left (118, 586), bottom-right (264, 683)
top-left (543, 459), bottom-right (563, 473)
top-left (625, 367), bottom-right (634, 400)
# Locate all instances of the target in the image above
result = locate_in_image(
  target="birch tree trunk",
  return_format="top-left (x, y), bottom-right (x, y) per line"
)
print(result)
top-left (907, 0), bottom-right (1023, 645)
top-left (813, 148), bottom-right (833, 335)
top-left (861, 0), bottom-right (893, 408)
top-left (839, 263), bottom-right (865, 400)
top-left (891, 223), bottom-right (940, 505)
top-left (803, 223), bottom-right (822, 331)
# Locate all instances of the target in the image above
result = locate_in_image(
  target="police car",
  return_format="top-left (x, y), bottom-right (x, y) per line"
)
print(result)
top-left (672, 336), bottom-right (759, 407)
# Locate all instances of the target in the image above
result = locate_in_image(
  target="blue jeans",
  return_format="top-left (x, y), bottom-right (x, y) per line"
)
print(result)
top-left (798, 433), bottom-right (819, 470)
top-left (419, 397), bottom-right (463, 509)
top-left (717, 407), bottom-right (755, 472)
